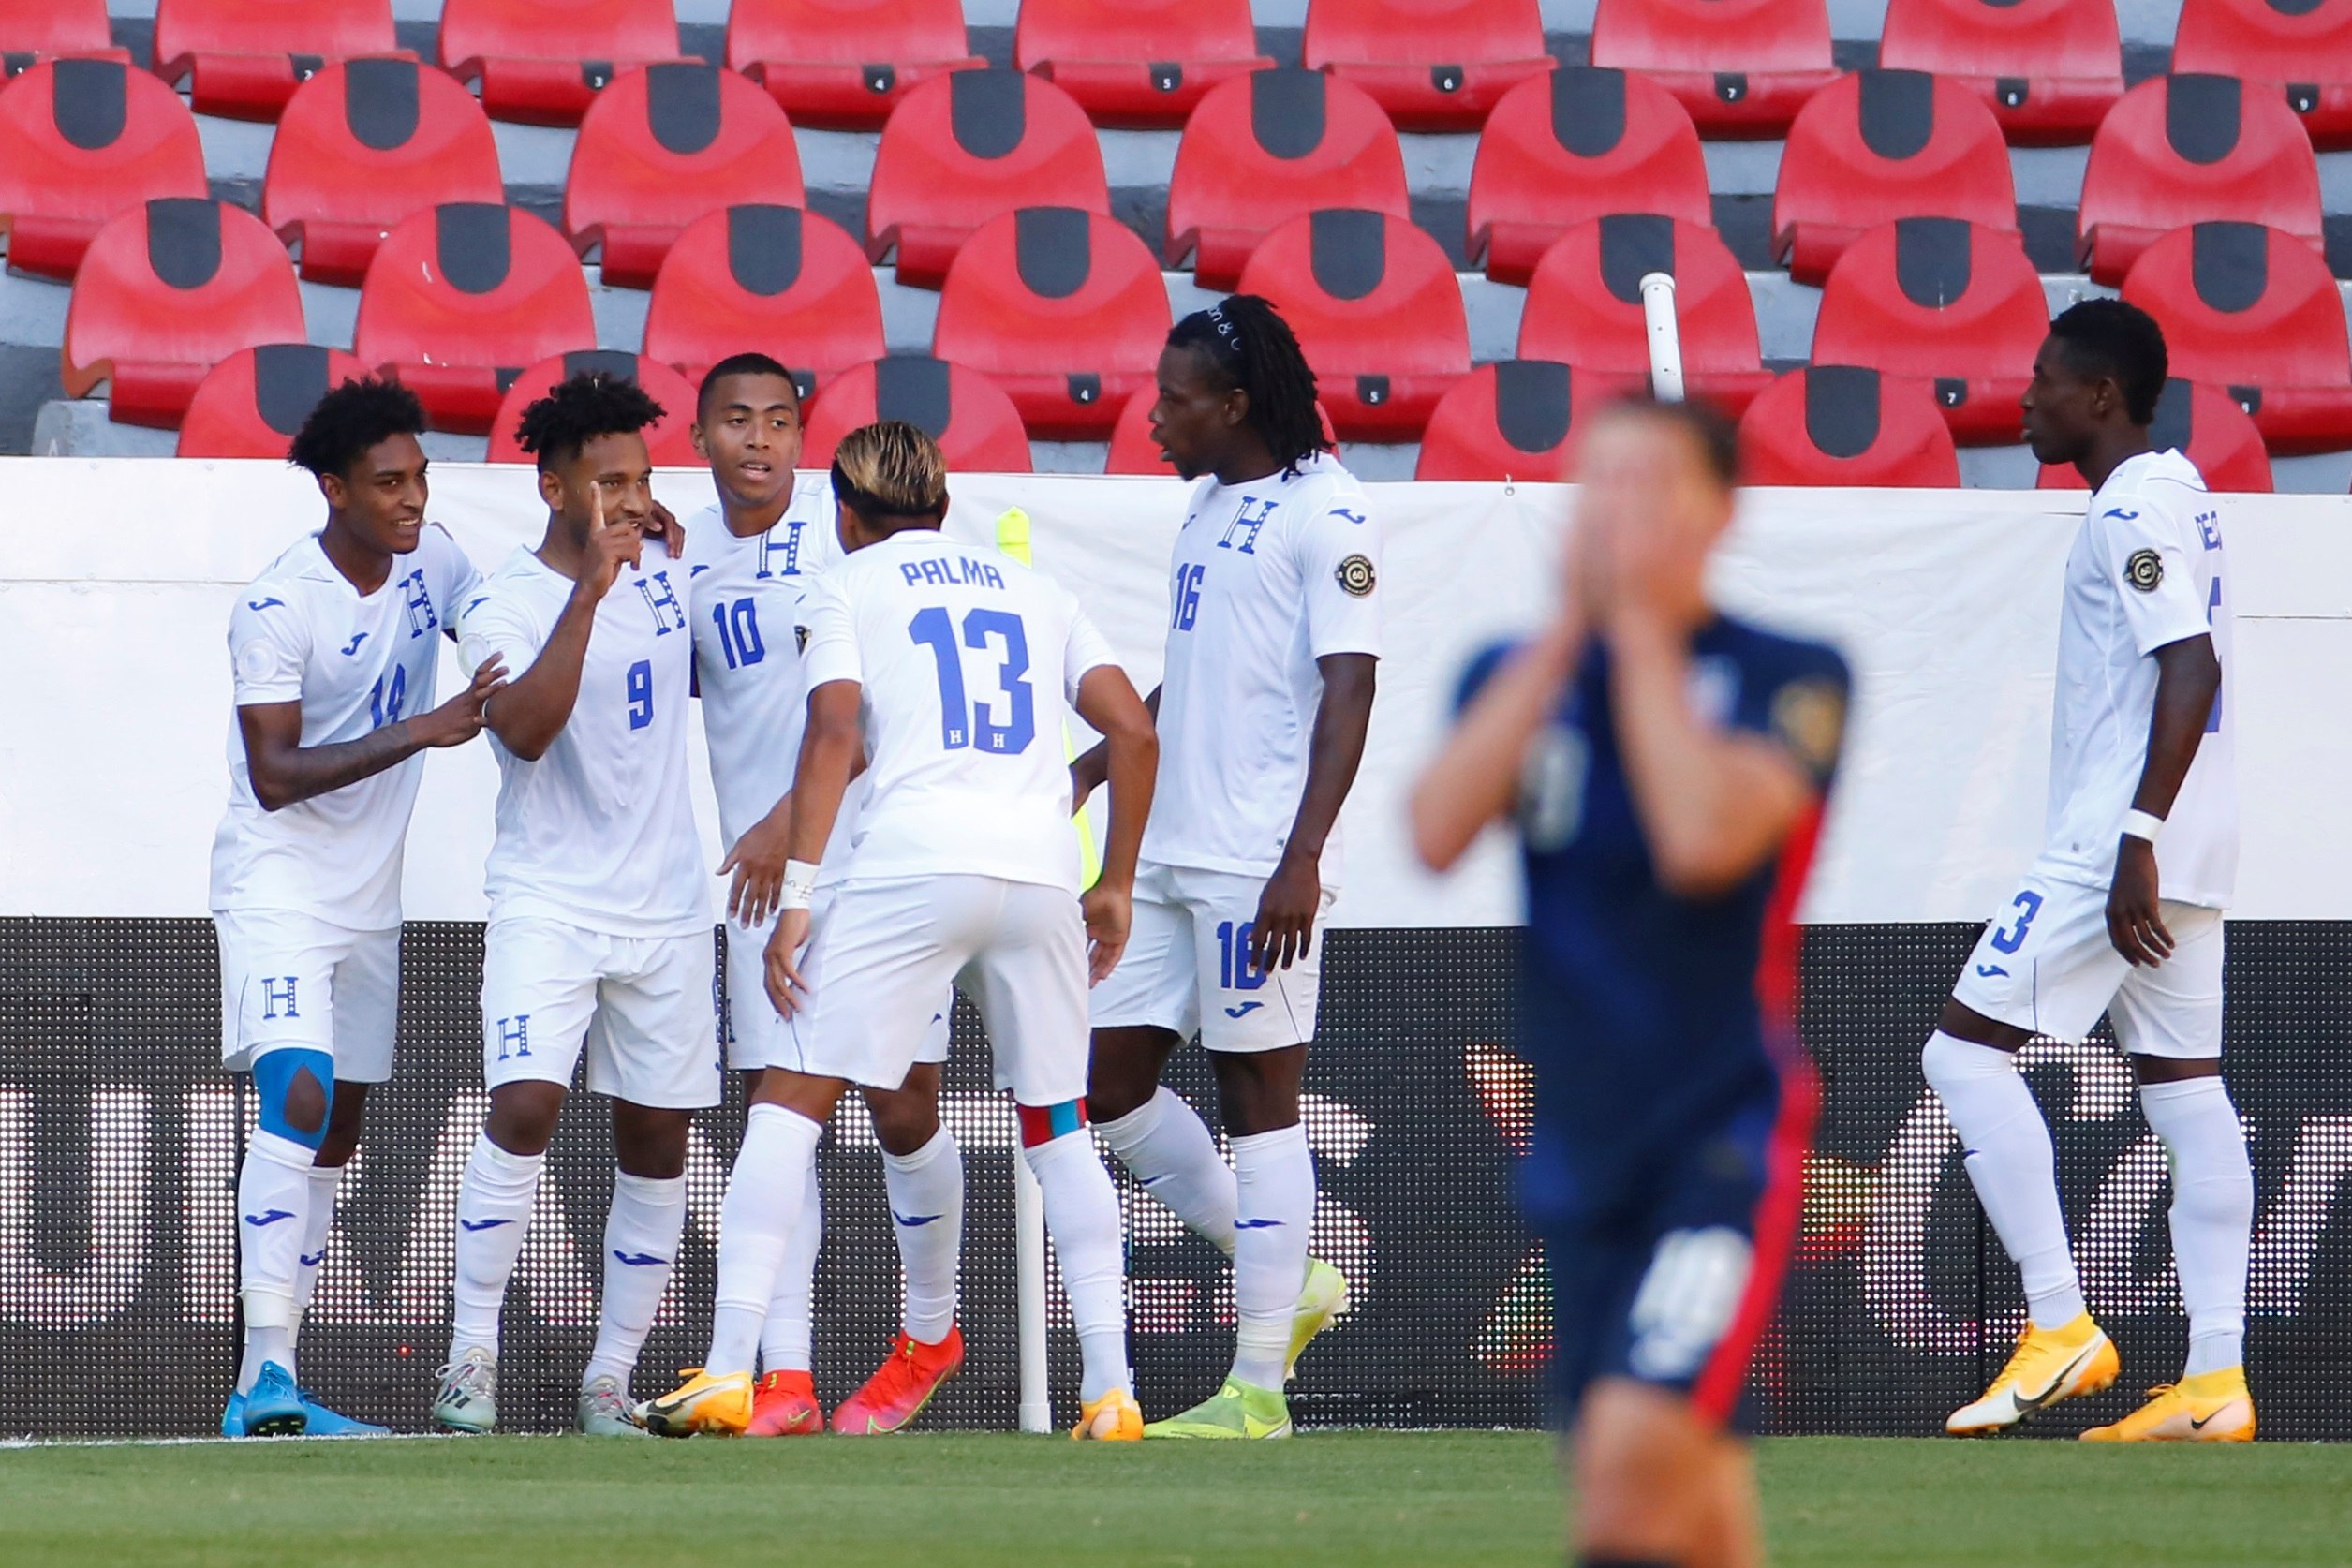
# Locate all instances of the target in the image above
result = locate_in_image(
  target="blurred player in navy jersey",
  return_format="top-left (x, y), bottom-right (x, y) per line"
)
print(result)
top-left (1414, 399), bottom-right (1848, 1568)
top-left (213, 377), bottom-right (503, 1438)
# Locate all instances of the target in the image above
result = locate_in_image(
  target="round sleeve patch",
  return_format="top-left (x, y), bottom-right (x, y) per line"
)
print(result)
top-left (2123, 548), bottom-right (2165, 593)
top-left (1335, 554), bottom-right (1377, 598)
top-left (235, 637), bottom-right (282, 685)
top-left (1770, 679), bottom-right (1846, 778)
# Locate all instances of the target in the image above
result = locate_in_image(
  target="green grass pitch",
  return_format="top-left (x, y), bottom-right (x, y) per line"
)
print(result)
top-left (2, 1431), bottom-right (2347, 1566)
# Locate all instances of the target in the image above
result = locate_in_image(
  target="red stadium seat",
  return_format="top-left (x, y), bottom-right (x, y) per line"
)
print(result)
top-left (1772, 69), bottom-right (2016, 284)
top-left (176, 343), bottom-right (372, 458)
top-left (1809, 217), bottom-right (2045, 444)
top-left (0, 59), bottom-right (206, 280)
top-left (438, 0), bottom-right (683, 126)
top-left (353, 203), bottom-right (597, 434)
top-left (1236, 208), bottom-right (1469, 440)
top-left (1738, 365), bottom-right (1961, 486)
top-left (2077, 73), bottom-right (2323, 285)
top-left (1166, 68), bottom-right (1409, 289)
top-left (1300, 0), bottom-right (1552, 132)
top-left (1016, 0), bottom-right (1271, 129)
top-left (1878, 0), bottom-right (2123, 144)
top-left (0, 0), bottom-right (126, 75)
top-left (1468, 67), bottom-right (1710, 286)
top-left (728, 0), bottom-right (983, 132)
top-left (62, 198), bottom-right (305, 426)
top-left (2120, 221), bottom-right (2352, 455)
top-left (642, 203), bottom-right (885, 399)
top-left (1414, 361), bottom-right (1646, 481)
top-left (2036, 378), bottom-right (2273, 493)
top-left (1518, 214), bottom-right (1773, 414)
top-left (152, 0), bottom-right (402, 122)
top-left (564, 64), bottom-right (806, 289)
top-left (2172, 0), bottom-right (2352, 151)
top-left (1589, 0), bottom-right (1837, 138)
top-left (867, 70), bottom-right (1108, 288)
top-left (933, 207), bottom-right (1172, 440)
top-left (261, 58), bottom-right (504, 287)
top-left (1106, 384), bottom-right (1339, 474)
top-left (800, 357), bottom-right (1032, 472)
top-left (484, 349), bottom-right (702, 464)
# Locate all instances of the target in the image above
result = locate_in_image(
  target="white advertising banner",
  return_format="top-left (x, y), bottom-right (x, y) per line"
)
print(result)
top-left (4, 457), bottom-right (2349, 924)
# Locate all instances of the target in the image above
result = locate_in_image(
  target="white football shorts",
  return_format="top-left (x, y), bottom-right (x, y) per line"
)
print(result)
top-left (726, 893), bottom-right (949, 1074)
top-left (1087, 860), bottom-right (1332, 1054)
top-left (479, 917), bottom-right (723, 1108)
top-left (1949, 866), bottom-right (2224, 1059)
top-left (214, 909), bottom-right (399, 1083)
top-left (782, 874), bottom-right (1087, 1105)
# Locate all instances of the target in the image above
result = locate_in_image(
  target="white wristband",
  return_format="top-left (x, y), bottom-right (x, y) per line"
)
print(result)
top-left (2121, 809), bottom-right (2164, 844)
top-left (778, 859), bottom-right (821, 910)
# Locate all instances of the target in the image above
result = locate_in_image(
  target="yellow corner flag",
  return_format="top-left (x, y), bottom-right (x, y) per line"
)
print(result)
top-left (995, 507), bottom-right (1104, 890)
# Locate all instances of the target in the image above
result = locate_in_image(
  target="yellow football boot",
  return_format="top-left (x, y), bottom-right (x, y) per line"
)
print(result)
top-left (637, 1368), bottom-right (753, 1438)
top-left (1071, 1387), bottom-right (1145, 1441)
top-left (2081, 1368), bottom-right (2256, 1442)
top-left (1945, 1312), bottom-right (2120, 1435)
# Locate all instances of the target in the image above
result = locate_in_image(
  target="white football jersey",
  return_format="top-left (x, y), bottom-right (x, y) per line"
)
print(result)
top-left (798, 528), bottom-right (1117, 895)
top-left (211, 524), bottom-right (480, 931)
top-left (2042, 448), bottom-right (2236, 908)
top-left (458, 540), bottom-right (709, 937)
top-left (683, 484), bottom-right (865, 883)
top-left (1141, 451), bottom-right (1383, 883)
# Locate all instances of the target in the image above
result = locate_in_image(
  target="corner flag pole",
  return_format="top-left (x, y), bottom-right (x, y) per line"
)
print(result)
top-left (1640, 272), bottom-right (1684, 404)
top-left (995, 505), bottom-right (1065, 1436)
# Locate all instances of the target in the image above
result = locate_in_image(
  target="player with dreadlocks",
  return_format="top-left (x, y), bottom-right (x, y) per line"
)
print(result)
top-left (433, 373), bottom-right (718, 1437)
top-left (1072, 294), bottom-right (1379, 1439)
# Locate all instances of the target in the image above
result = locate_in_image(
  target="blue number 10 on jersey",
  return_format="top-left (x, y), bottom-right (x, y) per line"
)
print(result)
top-left (909, 607), bottom-right (1036, 755)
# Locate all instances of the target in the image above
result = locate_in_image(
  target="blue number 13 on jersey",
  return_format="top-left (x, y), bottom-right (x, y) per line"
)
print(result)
top-left (909, 606), bottom-right (1036, 754)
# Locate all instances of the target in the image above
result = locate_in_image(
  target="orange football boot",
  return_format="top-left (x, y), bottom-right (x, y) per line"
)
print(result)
top-left (831, 1325), bottom-right (964, 1435)
top-left (746, 1369), bottom-right (823, 1437)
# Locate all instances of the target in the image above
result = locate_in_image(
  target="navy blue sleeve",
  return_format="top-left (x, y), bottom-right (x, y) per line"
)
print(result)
top-left (1454, 638), bottom-right (1521, 717)
top-left (1732, 635), bottom-right (1851, 791)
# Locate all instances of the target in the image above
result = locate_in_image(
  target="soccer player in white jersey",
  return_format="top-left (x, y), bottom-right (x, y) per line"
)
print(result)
top-left (680, 354), bottom-right (968, 1438)
top-left (432, 374), bottom-right (719, 1438)
top-left (1926, 301), bottom-right (2255, 1441)
top-left (643, 422), bottom-right (1158, 1442)
top-left (213, 377), bottom-right (505, 1438)
top-left (1073, 297), bottom-right (1377, 1440)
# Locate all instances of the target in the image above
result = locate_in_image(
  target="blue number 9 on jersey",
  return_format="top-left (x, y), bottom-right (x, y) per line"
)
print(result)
top-left (626, 658), bottom-right (654, 731)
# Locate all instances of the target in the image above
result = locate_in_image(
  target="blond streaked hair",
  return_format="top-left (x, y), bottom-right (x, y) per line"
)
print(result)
top-left (830, 420), bottom-right (948, 525)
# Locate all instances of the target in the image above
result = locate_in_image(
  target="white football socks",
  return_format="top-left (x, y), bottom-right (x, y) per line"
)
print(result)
top-left (287, 1162), bottom-right (344, 1351)
top-left (883, 1126), bottom-right (965, 1345)
top-left (2138, 1075), bottom-right (2254, 1377)
top-left (583, 1170), bottom-right (687, 1392)
top-left (1023, 1126), bottom-right (1132, 1403)
top-left (1921, 1032), bottom-right (2087, 1330)
top-left (708, 1103), bottom-right (822, 1379)
top-left (1096, 1086), bottom-right (1237, 1256)
top-left (758, 1147), bottom-right (822, 1375)
top-left (235, 1127), bottom-right (314, 1392)
top-left (449, 1132), bottom-right (544, 1360)
top-left (1229, 1123), bottom-right (1316, 1390)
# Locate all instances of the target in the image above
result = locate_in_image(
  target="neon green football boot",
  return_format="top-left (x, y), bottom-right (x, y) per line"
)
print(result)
top-left (1285, 1257), bottom-right (1353, 1382)
top-left (1145, 1376), bottom-right (1293, 1440)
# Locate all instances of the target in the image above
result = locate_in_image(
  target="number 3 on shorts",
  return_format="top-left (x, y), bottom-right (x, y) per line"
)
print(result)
top-left (1989, 890), bottom-right (2043, 955)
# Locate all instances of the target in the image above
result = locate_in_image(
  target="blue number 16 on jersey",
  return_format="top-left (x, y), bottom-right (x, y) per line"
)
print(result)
top-left (909, 607), bottom-right (1036, 754)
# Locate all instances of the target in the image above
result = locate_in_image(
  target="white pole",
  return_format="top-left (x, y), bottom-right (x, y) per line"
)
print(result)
top-left (1014, 1153), bottom-right (1052, 1433)
top-left (1640, 272), bottom-right (1684, 404)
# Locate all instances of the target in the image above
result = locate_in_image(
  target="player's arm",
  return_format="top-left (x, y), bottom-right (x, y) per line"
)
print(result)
top-left (1411, 624), bottom-right (1583, 873)
top-left (1251, 652), bottom-right (1375, 971)
top-left (1607, 617), bottom-right (1828, 898)
top-left (2109, 633), bottom-right (2221, 966)
top-left (761, 678), bottom-right (859, 1017)
top-left (239, 658), bottom-right (507, 811)
top-left (1073, 658), bottom-right (1157, 984)
top-left (1071, 686), bottom-right (1159, 807)
top-left (479, 497), bottom-right (640, 762)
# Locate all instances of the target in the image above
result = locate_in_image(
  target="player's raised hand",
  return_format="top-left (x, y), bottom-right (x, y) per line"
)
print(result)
top-left (413, 654), bottom-right (508, 747)
top-left (580, 483), bottom-right (643, 600)
top-left (1250, 849), bottom-right (1322, 972)
top-left (764, 906), bottom-right (814, 1017)
top-left (1083, 881), bottom-right (1132, 985)
top-left (718, 805), bottom-right (791, 929)
top-left (645, 496), bottom-right (686, 556)
top-left (2107, 836), bottom-right (2176, 967)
